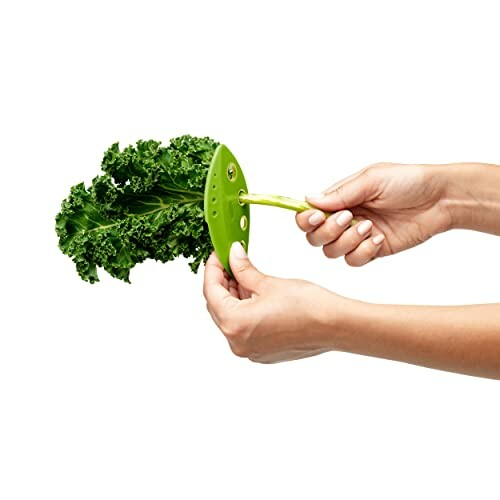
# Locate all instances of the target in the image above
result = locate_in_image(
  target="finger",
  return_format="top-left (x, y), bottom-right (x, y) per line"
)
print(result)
top-left (238, 282), bottom-right (253, 300)
top-left (227, 273), bottom-right (253, 301)
top-left (229, 242), bottom-right (267, 292)
top-left (344, 233), bottom-right (385, 267)
top-left (322, 220), bottom-right (373, 258)
top-left (306, 169), bottom-right (377, 212)
top-left (204, 252), bottom-right (239, 315)
top-left (295, 209), bottom-right (326, 233)
top-left (306, 210), bottom-right (354, 247)
top-left (228, 278), bottom-right (240, 299)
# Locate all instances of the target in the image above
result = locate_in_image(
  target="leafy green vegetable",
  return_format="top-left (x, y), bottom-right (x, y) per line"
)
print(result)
top-left (56, 135), bottom-right (218, 283)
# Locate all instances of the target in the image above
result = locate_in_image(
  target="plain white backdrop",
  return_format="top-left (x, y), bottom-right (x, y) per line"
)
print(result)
top-left (1, 0), bottom-right (499, 498)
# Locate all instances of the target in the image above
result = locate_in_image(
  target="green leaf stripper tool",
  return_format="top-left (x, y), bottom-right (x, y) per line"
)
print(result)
top-left (204, 144), bottom-right (353, 277)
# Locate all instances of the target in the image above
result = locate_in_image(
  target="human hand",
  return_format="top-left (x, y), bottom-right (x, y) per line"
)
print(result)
top-left (203, 237), bottom-right (500, 379)
top-left (296, 163), bottom-right (452, 265)
top-left (203, 243), bottom-right (344, 363)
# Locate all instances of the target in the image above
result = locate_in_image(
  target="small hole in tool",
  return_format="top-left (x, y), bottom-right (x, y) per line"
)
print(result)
top-left (240, 215), bottom-right (248, 231)
top-left (212, 197), bottom-right (216, 202)
top-left (212, 184), bottom-right (216, 189)
top-left (227, 163), bottom-right (237, 182)
top-left (212, 210), bottom-right (217, 216)
top-left (213, 172), bottom-right (217, 177)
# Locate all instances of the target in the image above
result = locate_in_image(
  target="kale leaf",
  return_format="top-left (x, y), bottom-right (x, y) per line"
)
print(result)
top-left (56, 135), bottom-right (218, 283)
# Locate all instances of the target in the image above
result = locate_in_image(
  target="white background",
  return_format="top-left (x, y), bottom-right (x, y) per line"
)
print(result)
top-left (1, 1), bottom-right (500, 498)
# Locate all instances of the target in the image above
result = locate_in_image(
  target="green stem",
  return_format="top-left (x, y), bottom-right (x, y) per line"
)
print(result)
top-left (238, 193), bottom-right (357, 225)
top-left (238, 193), bottom-right (326, 214)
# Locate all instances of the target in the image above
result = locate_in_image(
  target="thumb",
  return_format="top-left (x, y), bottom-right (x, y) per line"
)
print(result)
top-left (306, 170), bottom-right (376, 212)
top-left (229, 242), bottom-right (266, 291)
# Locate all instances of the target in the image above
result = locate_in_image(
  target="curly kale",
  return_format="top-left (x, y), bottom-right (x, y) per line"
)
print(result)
top-left (56, 135), bottom-right (218, 283)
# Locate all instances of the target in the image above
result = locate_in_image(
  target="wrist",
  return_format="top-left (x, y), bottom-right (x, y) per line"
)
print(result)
top-left (432, 163), bottom-right (500, 232)
top-left (433, 163), bottom-right (476, 231)
top-left (316, 293), bottom-right (365, 351)
top-left (420, 164), bottom-right (455, 233)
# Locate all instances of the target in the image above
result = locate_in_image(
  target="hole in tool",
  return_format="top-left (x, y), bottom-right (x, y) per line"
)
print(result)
top-left (227, 163), bottom-right (237, 182)
top-left (240, 215), bottom-right (248, 231)
top-left (238, 189), bottom-right (246, 206)
top-left (212, 210), bottom-right (217, 216)
top-left (240, 240), bottom-right (246, 250)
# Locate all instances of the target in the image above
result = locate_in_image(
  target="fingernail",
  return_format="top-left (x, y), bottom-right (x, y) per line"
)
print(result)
top-left (336, 211), bottom-right (353, 227)
top-left (231, 241), bottom-right (247, 259)
top-left (308, 211), bottom-right (325, 226)
top-left (373, 234), bottom-right (385, 245)
top-left (306, 193), bottom-right (325, 199)
top-left (357, 220), bottom-right (373, 236)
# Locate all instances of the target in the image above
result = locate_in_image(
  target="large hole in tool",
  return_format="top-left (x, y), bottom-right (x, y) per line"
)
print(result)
top-left (240, 240), bottom-right (246, 250)
top-left (227, 163), bottom-right (237, 182)
top-left (240, 215), bottom-right (248, 231)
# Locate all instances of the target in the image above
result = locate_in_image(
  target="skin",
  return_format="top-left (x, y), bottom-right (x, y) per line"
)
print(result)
top-left (203, 162), bottom-right (500, 379)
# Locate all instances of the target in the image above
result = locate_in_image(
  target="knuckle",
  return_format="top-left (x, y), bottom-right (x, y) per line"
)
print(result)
top-left (345, 231), bottom-right (362, 248)
top-left (230, 342), bottom-right (249, 358)
top-left (295, 213), bottom-right (308, 231)
top-left (232, 262), bottom-right (247, 274)
top-left (313, 217), bottom-right (345, 247)
top-left (221, 318), bottom-right (246, 339)
top-left (306, 232), bottom-right (320, 247)
top-left (345, 254), bottom-right (364, 267)
top-left (233, 262), bottom-right (252, 276)
top-left (323, 244), bottom-right (341, 259)
top-left (325, 220), bottom-right (342, 239)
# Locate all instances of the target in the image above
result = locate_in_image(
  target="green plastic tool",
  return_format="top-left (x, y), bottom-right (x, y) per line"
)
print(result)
top-left (204, 144), bottom-right (358, 276)
top-left (205, 144), bottom-right (326, 277)
top-left (204, 145), bottom-right (250, 277)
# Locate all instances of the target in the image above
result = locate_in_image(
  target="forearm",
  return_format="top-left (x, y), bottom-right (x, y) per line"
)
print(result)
top-left (435, 163), bottom-right (500, 235)
top-left (325, 299), bottom-right (500, 379)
